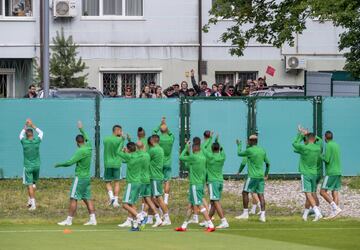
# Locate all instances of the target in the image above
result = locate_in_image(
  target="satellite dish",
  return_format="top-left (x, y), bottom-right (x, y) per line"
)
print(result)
top-left (288, 57), bottom-right (299, 69)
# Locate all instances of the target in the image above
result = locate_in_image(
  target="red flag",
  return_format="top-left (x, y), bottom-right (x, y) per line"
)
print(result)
top-left (266, 66), bottom-right (276, 77)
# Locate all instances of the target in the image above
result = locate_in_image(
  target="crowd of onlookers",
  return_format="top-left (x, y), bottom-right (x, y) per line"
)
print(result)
top-left (108, 69), bottom-right (268, 98)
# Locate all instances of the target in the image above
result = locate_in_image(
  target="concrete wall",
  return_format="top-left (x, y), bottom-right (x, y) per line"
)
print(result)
top-left (0, 0), bottom-right (347, 91)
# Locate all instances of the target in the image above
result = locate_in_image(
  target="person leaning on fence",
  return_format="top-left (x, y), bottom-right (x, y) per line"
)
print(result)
top-left (164, 86), bottom-right (177, 98)
top-left (188, 88), bottom-right (197, 97)
top-left (139, 85), bottom-right (154, 98)
top-left (154, 86), bottom-right (166, 98)
top-left (23, 84), bottom-right (37, 98)
top-left (179, 81), bottom-right (189, 97)
top-left (190, 69), bottom-right (211, 97)
top-left (223, 85), bottom-right (236, 97)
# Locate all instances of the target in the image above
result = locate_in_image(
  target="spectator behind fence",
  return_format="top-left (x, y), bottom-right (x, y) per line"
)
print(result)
top-left (242, 85), bottom-right (250, 96)
top-left (190, 69), bottom-right (211, 97)
top-left (149, 81), bottom-right (156, 94)
top-left (154, 86), bottom-right (166, 98)
top-left (179, 81), bottom-right (189, 97)
top-left (211, 84), bottom-right (222, 97)
top-left (108, 88), bottom-right (119, 98)
top-left (223, 85), bottom-right (236, 97)
top-left (123, 86), bottom-right (134, 98)
top-left (173, 84), bottom-right (180, 97)
top-left (188, 88), bottom-right (196, 97)
top-left (24, 84), bottom-right (37, 98)
top-left (257, 77), bottom-right (267, 90)
top-left (139, 85), bottom-right (154, 98)
top-left (164, 86), bottom-right (178, 98)
top-left (218, 83), bottom-right (225, 96)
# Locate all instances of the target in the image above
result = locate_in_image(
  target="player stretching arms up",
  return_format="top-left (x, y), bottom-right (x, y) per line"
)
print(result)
top-left (236, 135), bottom-right (270, 222)
top-left (176, 141), bottom-right (215, 232)
top-left (203, 134), bottom-right (229, 229)
top-left (19, 119), bottom-right (44, 211)
top-left (56, 121), bottom-right (96, 226)
top-left (103, 125), bottom-right (124, 207)
top-left (118, 142), bottom-right (144, 231)
top-left (320, 131), bottom-right (342, 219)
top-left (292, 127), bottom-right (322, 222)
top-left (153, 117), bottom-right (175, 205)
top-left (148, 134), bottom-right (171, 226)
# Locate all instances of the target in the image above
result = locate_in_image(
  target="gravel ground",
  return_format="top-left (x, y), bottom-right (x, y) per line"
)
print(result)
top-left (223, 179), bottom-right (360, 218)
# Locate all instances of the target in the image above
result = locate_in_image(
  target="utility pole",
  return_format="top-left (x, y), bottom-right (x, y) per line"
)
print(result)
top-left (42, 0), bottom-right (50, 98)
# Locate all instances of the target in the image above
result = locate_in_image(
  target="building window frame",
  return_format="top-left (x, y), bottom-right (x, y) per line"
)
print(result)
top-left (0, 0), bottom-right (35, 21)
top-left (81, 0), bottom-right (144, 21)
top-left (0, 68), bottom-right (16, 98)
top-left (100, 68), bottom-right (162, 97)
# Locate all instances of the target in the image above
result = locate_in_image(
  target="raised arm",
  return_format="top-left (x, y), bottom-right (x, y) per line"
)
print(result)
top-left (292, 133), bottom-right (305, 153)
top-left (78, 121), bottom-right (91, 147)
top-left (179, 143), bottom-right (191, 162)
top-left (19, 127), bottom-right (26, 140)
top-left (237, 140), bottom-right (250, 157)
top-left (55, 150), bottom-right (86, 168)
top-left (117, 149), bottom-right (132, 163)
top-left (190, 69), bottom-right (201, 94)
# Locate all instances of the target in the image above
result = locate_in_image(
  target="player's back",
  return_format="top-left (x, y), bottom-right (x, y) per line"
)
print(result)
top-left (206, 151), bottom-right (225, 182)
top-left (299, 143), bottom-right (321, 175)
top-left (148, 145), bottom-right (164, 180)
top-left (74, 145), bottom-right (92, 178)
top-left (188, 152), bottom-right (207, 185)
top-left (325, 141), bottom-right (342, 175)
top-left (124, 151), bottom-right (142, 183)
top-left (21, 138), bottom-right (41, 168)
top-left (246, 146), bottom-right (268, 178)
top-left (138, 150), bottom-right (151, 184)
top-left (103, 135), bottom-right (123, 167)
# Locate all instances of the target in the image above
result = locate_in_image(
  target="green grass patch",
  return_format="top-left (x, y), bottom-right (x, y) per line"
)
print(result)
top-left (348, 176), bottom-right (360, 190)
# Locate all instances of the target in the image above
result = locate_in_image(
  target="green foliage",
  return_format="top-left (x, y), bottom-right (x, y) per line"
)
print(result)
top-left (205, 0), bottom-right (360, 78)
top-left (33, 29), bottom-right (88, 88)
top-left (50, 28), bottom-right (88, 88)
top-left (348, 176), bottom-right (360, 190)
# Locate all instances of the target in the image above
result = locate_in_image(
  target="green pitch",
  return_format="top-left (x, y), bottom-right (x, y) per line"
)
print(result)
top-left (1, 219), bottom-right (359, 250)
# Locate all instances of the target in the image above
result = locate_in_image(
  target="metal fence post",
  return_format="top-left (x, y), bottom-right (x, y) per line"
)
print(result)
top-left (247, 97), bottom-right (257, 137)
top-left (313, 96), bottom-right (323, 137)
top-left (95, 96), bottom-right (101, 178)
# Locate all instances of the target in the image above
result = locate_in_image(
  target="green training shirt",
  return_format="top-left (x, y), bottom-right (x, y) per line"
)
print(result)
top-left (118, 150), bottom-right (142, 183)
top-left (203, 137), bottom-right (226, 182)
top-left (292, 133), bottom-right (321, 176)
top-left (180, 144), bottom-right (207, 185)
top-left (138, 150), bottom-right (151, 184)
top-left (237, 143), bottom-right (270, 178)
top-left (322, 140), bottom-right (342, 176)
top-left (153, 126), bottom-right (175, 167)
top-left (103, 135), bottom-right (124, 168)
top-left (21, 133), bottom-right (42, 170)
top-left (148, 144), bottom-right (165, 180)
top-left (55, 128), bottom-right (92, 179)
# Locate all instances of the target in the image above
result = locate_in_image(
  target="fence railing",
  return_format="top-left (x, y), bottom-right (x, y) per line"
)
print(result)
top-left (0, 96), bottom-right (359, 178)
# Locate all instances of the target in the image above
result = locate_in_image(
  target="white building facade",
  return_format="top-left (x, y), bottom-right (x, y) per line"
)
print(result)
top-left (0, 0), bottom-right (346, 97)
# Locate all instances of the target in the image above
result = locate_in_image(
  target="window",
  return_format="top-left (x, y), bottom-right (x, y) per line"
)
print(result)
top-left (82, 0), bottom-right (143, 17)
top-left (103, 72), bottom-right (158, 97)
top-left (0, 0), bottom-right (33, 17)
top-left (215, 71), bottom-right (258, 90)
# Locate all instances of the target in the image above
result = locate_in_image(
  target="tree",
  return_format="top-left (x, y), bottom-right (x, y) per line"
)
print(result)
top-left (204, 0), bottom-right (360, 79)
top-left (49, 28), bottom-right (88, 88)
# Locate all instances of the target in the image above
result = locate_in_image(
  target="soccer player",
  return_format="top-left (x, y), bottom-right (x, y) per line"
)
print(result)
top-left (19, 119), bottom-right (44, 211)
top-left (238, 155), bottom-right (261, 215)
top-left (137, 127), bottom-right (148, 148)
top-left (148, 134), bottom-right (172, 226)
top-left (320, 131), bottom-right (342, 219)
top-left (203, 134), bottom-right (229, 229)
top-left (118, 141), bottom-right (144, 231)
top-left (56, 121), bottom-right (96, 226)
top-left (292, 127), bottom-right (323, 222)
top-left (176, 141), bottom-right (215, 232)
top-left (136, 141), bottom-right (163, 227)
top-left (236, 135), bottom-right (270, 222)
top-left (153, 117), bottom-right (175, 205)
top-left (103, 125), bottom-right (124, 207)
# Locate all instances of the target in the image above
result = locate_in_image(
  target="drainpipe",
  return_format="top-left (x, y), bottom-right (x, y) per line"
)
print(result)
top-left (40, 0), bottom-right (43, 84)
top-left (197, 0), bottom-right (203, 81)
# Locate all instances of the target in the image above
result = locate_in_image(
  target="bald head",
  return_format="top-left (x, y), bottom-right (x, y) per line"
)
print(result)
top-left (248, 134), bottom-right (258, 145)
top-left (160, 124), bottom-right (168, 133)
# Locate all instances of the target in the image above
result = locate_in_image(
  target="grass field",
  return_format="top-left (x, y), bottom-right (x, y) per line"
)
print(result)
top-left (1, 179), bottom-right (360, 250)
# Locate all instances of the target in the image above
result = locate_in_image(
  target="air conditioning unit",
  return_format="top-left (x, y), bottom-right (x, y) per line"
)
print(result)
top-left (285, 56), bottom-right (307, 72)
top-left (53, 0), bottom-right (77, 17)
